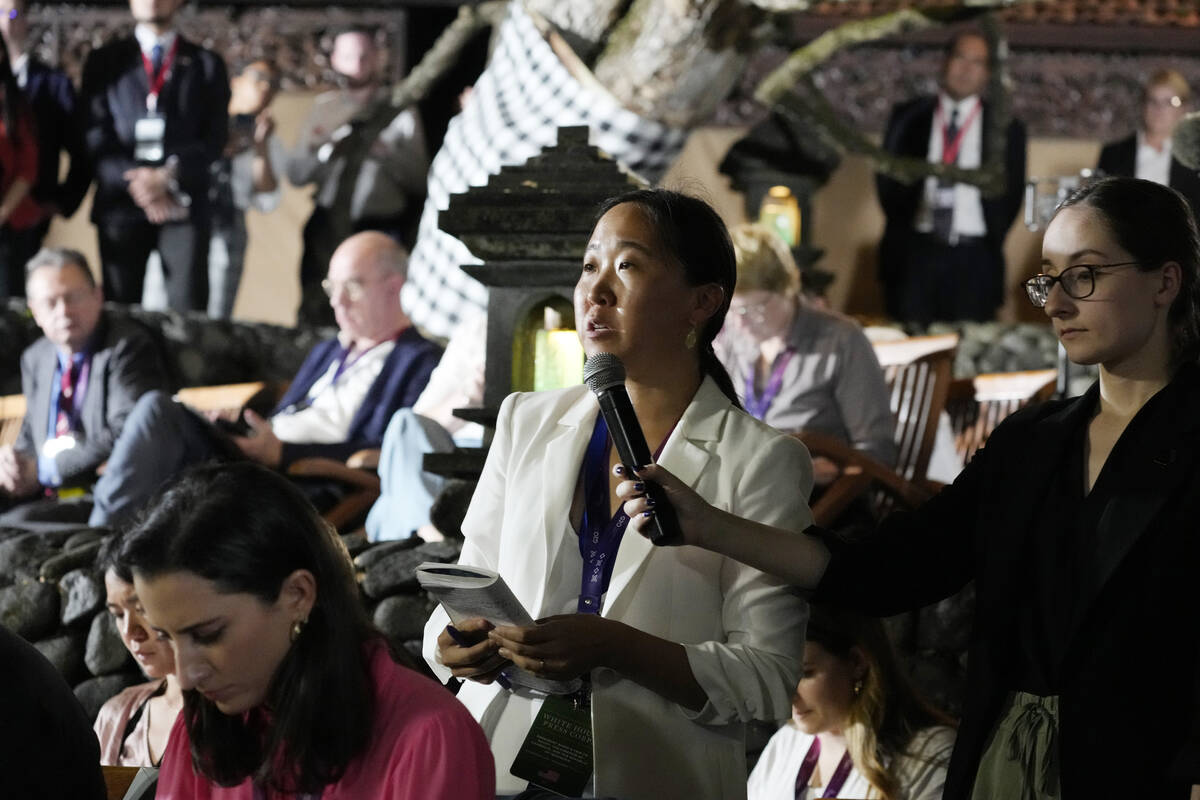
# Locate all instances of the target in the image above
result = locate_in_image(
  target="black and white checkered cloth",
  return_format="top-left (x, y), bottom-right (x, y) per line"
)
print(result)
top-left (401, 1), bottom-right (688, 340)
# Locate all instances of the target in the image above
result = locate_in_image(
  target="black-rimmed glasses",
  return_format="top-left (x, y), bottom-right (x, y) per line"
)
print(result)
top-left (1022, 262), bottom-right (1146, 308)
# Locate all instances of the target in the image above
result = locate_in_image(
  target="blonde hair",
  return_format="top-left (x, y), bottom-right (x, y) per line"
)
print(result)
top-left (730, 223), bottom-right (801, 297)
top-left (1145, 69), bottom-right (1191, 105)
top-left (806, 607), bottom-right (955, 800)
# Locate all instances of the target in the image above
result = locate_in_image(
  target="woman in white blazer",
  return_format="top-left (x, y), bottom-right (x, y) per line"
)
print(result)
top-left (423, 189), bottom-right (814, 799)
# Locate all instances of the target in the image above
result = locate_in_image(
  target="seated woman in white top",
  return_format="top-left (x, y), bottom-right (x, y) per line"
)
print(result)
top-left (750, 606), bottom-right (955, 800)
top-left (719, 224), bottom-right (896, 489)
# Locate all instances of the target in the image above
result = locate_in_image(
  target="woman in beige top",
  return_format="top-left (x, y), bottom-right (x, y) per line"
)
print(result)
top-left (93, 535), bottom-right (183, 767)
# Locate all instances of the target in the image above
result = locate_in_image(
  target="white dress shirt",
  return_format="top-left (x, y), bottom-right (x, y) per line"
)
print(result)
top-left (269, 339), bottom-right (395, 444)
top-left (1134, 130), bottom-right (1173, 188)
top-left (916, 92), bottom-right (987, 239)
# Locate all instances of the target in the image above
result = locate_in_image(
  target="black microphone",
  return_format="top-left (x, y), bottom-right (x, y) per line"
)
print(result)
top-left (582, 353), bottom-right (683, 546)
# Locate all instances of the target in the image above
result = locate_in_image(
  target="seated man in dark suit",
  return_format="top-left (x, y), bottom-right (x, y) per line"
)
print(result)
top-left (81, 0), bottom-right (229, 312)
top-left (1098, 69), bottom-right (1200, 219)
top-left (89, 231), bottom-right (443, 526)
top-left (0, 248), bottom-right (169, 524)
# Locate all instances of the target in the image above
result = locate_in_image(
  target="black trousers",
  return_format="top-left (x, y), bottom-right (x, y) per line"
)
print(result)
top-left (96, 216), bottom-right (210, 312)
top-left (886, 233), bottom-right (1004, 326)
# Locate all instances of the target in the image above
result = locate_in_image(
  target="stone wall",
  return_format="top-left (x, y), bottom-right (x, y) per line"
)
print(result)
top-left (0, 524), bottom-right (464, 719)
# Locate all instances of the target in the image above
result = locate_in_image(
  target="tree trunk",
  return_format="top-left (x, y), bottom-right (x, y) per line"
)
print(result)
top-left (590, 0), bottom-right (766, 128)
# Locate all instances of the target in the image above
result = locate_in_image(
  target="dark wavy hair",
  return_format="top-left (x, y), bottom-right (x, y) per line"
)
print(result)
top-left (1058, 176), bottom-right (1200, 371)
top-left (596, 188), bottom-right (743, 406)
top-left (118, 461), bottom-right (383, 793)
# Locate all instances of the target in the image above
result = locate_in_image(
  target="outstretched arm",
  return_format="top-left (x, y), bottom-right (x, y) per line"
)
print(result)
top-left (617, 463), bottom-right (832, 590)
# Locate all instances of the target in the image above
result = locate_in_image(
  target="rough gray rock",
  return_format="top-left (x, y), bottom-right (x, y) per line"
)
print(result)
top-left (0, 580), bottom-right (60, 640)
top-left (340, 530), bottom-right (370, 558)
top-left (34, 633), bottom-right (85, 686)
top-left (361, 540), bottom-right (463, 599)
top-left (64, 529), bottom-right (104, 552)
top-left (61, 568), bottom-right (105, 626)
top-left (74, 673), bottom-right (143, 722)
top-left (373, 594), bottom-right (436, 642)
top-left (353, 537), bottom-right (422, 571)
top-left (85, 610), bottom-right (131, 677)
top-left (40, 539), bottom-right (104, 583)
top-left (0, 530), bottom-right (72, 582)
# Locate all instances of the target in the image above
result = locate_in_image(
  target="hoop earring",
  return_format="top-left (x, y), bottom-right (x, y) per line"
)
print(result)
top-left (684, 326), bottom-right (698, 350)
top-left (290, 617), bottom-right (307, 642)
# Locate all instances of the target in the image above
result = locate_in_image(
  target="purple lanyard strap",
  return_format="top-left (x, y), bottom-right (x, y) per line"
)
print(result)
top-left (577, 414), bottom-right (675, 614)
top-left (744, 349), bottom-right (795, 420)
top-left (577, 416), bottom-right (626, 615)
top-left (793, 737), bottom-right (853, 800)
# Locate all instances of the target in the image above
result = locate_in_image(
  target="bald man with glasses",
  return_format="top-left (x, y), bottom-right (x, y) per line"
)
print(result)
top-left (87, 231), bottom-right (442, 526)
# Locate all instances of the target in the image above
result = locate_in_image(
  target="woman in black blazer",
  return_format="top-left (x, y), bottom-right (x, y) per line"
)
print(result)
top-left (618, 177), bottom-right (1200, 799)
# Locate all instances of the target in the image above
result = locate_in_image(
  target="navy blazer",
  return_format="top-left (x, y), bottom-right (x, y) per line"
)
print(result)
top-left (23, 57), bottom-right (90, 217)
top-left (271, 327), bottom-right (443, 467)
top-left (816, 366), bottom-right (1200, 798)
top-left (15, 313), bottom-right (169, 488)
top-left (81, 35), bottom-right (229, 224)
top-left (875, 95), bottom-right (1027, 284)
top-left (1097, 133), bottom-right (1200, 220)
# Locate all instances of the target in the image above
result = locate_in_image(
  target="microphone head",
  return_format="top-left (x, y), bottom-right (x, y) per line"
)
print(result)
top-left (583, 353), bottom-right (626, 395)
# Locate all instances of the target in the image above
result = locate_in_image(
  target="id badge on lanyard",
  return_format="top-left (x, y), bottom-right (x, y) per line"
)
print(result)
top-left (134, 112), bottom-right (166, 164)
top-left (135, 41), bottom-right (175, 164)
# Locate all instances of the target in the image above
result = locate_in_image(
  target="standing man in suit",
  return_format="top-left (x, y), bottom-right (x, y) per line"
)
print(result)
top-left (81, 0), bottom-right (229, 312)
top-left (0, 248), bottom-right (168, 524)
top-left (876, 30), bottom-right (1027, 325)
top-left (1098, 69), bottom-right (1200, 219)
top-left (88, 231), bottom-right (443, 527)
top-left (0, 0), bottom-right (91, 296)
top-left (287, 25), bottom-right (428, 326)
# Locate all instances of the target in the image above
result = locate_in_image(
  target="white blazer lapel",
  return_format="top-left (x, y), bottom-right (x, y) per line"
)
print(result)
top-left (602, 378), bottom-right (728, 616)
top-left (523, 391), bottom-right (597, 618)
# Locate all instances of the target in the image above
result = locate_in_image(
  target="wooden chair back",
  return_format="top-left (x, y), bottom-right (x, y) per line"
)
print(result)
top-left (947, 368), bottom-right (1057, 465)
top-left (0, 393), bottom-right (27, 448)
top-left (872, 333), bottom-right (959, 485)
top-left (103, 765), bottom-right (139, 800)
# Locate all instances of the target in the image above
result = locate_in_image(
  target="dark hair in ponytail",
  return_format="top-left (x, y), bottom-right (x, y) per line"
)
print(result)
top-left (596, 189), bottom-right (743, 407)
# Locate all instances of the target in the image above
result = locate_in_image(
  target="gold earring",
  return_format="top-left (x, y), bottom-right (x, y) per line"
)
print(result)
top-left (684, 326), bottom-right (698, 350)
top-left (853, 678), bottom-right (864, 697)
top-left (290, 618), bottom-right (307, 642)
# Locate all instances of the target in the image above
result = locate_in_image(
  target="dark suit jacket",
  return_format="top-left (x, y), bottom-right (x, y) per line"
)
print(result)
top-left (23, 57), bottom-right (90, 217)
top-left (1097, 133), bottom-right (1200, 219)
top-left (875, 95), bottom-right (1027, 291)
top-left (816, 367), bottom-right (1200, 798)
top-left (81, 34), bottom-right (229, 225)
top-left (270, 326), bottom-right (442, 467)
top-left (15, 313), bottom-right (169, 488)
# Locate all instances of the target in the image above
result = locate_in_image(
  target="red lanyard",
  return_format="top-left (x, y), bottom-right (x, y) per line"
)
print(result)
top-left (140, 39), bottom-right (179, 110)
top-left (935, 97), bottom-right (981, 166)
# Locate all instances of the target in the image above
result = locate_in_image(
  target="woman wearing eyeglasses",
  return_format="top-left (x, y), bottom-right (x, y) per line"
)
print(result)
top-left (720, 224), bottom-right (896, 489)
top-left (618, 177), bottom-right (1200, 799)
